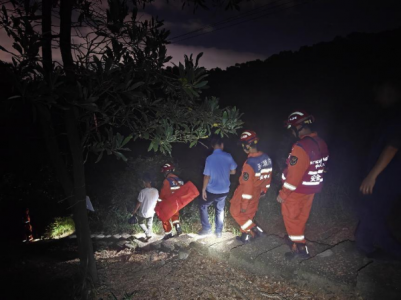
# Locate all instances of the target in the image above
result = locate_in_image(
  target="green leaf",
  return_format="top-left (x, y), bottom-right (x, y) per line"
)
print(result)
top-left (113, 151), bottom-right (128, 162)
top-left (95, 150), bottom-right (104, 163)
top-left (121, 135), bottom-right (133, 147)
top-left (189, 141), bottom-right (197, 148)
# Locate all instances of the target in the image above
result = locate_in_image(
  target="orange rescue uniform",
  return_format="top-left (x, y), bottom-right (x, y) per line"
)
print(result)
top-left (159, 173), bottom-right (183, 234)
top-left (279, 133), bottom-right (329, 244)
top-left (230, 152), bottom-right (272, 234)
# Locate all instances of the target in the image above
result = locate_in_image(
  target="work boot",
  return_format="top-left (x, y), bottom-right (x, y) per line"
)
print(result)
top-left (236, 233), bottom-right (251, 244)
top-left (251, 226), bottom-right (265, 238)
top-left (175, 224), bottom-right (182, 236)
top-left (285, 242), bottom-right (310, 260)
top-left (163, 233), bottom-right (173, 240)
top-left (284, 235), bottom-right (293, 247)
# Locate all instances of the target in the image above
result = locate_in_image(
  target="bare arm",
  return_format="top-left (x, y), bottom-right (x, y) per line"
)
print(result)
top-left (230, 169), bottom-right (236, 175)
top-left (202, 175), bottom-right (210, 200)
top-left (360, 145), bottom-right (399, 195)
top-left (132, 202), bottom-right (141, 215)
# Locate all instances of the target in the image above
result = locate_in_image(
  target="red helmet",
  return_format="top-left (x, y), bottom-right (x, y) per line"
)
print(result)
top-left (161, 163), bottom-right (174, 173)
top-left (240, 130), bottom-right (259, 146)
top-left (284, 110), bottom-right (315, 129)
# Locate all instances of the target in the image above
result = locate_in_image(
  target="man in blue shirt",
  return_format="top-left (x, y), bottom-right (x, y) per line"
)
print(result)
top-left (199, 135), bottom-right (237, 237)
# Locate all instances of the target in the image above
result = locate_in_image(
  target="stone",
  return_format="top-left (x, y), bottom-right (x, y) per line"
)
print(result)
top-left (95, 234), bottom-right (105, 239)
top-left (208, 237), bottom-right (243, 261)
top-left (178, 250), bottom-right (190, 260)
top-left (113, 234), bottom-right (121, 239)
top-left (124, 242), bottom-right (137, 250)
top-left (121, 233), bottom-right (131, 239)
top-left (316, 249), bottom-right (334, 258)
top-left (357, 261), bottom-right (401, 300)
top-left (229, 235), bottom-right (284, 271)
top-left (116, 240), bottom-right (126, 248)
top-left (161, 240), bottom-right (175, 252)
top-left (297, 241), bottom-right (371, 294)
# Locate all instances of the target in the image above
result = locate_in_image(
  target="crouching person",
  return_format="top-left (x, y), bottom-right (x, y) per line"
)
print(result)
top-left (132, 174), bottom-right (159, 240)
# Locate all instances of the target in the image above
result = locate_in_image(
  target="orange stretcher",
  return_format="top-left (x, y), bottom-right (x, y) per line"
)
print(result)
top-left (155, 181), bottom-right (199, 222)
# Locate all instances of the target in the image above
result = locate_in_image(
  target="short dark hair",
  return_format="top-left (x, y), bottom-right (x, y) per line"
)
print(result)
top-left (142, 173), bottom-right (152, 184)
top-left (210, 135), bottom-right (223, 147)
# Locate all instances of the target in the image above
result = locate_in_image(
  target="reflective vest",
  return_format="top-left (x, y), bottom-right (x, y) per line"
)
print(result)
top-left (282, 136), bottom-right (329, 194)
top-left (166, 176), bottom-right (184, 191)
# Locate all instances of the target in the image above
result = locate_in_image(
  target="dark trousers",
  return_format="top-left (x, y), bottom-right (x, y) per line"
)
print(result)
top-left (199, 191), bottom-right (228, 233)
top-left (355, 182), bottom-right (401, 257)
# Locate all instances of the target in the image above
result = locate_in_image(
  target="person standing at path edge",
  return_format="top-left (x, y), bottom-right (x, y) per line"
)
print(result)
top-left (356, 81), bottom-right (401, 260)
top-left (278, 110), bottom-right (329, 259)
top-left (132, 174), bottom-right (159, 241)
top-left (230, 131), bottom-right (272, 243)
top-left (199, 136), bottom-right (237, 238)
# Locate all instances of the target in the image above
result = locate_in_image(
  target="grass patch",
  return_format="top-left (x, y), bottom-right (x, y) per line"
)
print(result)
top-left (46, 216), bottom-right (75, 239)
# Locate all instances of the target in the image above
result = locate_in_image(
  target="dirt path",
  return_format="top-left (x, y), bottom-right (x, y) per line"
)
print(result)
top-left (94, 247), bottom-right (347, 300)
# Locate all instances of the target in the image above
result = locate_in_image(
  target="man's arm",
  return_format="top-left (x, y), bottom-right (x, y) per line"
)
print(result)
top-left (360, 145), bottom-right (399, 195)
top-left (202, 175), bottom-right (210, 200)
top-left (230, 155), bottom-right (237, 175)
top-left (277, 146), bottom-right (309, 203)
top-left (132, 201), bottom-right (141, 215)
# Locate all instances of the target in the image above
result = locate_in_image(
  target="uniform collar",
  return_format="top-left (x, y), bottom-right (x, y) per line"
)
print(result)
top-left (300, 132), bottom-right (318, 139)
top-left (213, 149), bottom-right (223, 153)
top-left (248, 151), bottom-right (263, 158)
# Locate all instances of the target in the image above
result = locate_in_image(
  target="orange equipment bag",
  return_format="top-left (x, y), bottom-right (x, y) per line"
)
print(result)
top-left (155, 181), bottom-right (199, 222)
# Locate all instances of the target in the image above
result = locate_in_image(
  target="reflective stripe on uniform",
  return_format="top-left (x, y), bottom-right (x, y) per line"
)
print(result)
top-left (172, 220), bottom-right (180, 224)
top-left (241, 219), bottom-right (253, 230)
top-left (323, 156), bottom-right (329, 161)
top-left (283, 182), bottom-right (296, 191)
top-left (165, 230), bottom-right (173, 235)
top-left (157, 198), bottom-right (162, 202)
top-left (282, 174), bottom-right (286, 180)
top-left (302, 179), bottom-right (323, 186)
top-left (171, 186), bottom-right (180, 190)
top-left (242, 194), bottom-right (253, 200)
top-left (261, 168), bottom-right (272, 173)
top-left (308, 170), bottom-right (324, 175)
top-left (266, 184), bottom-right (270, 188)
top-left (289, 235), bottom-right (304, 241)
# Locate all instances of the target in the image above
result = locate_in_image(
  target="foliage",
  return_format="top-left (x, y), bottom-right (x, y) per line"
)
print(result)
top-left (0, 0), bottom-right (243, 159)
top-left (45, 216), bottom-right (76, 238)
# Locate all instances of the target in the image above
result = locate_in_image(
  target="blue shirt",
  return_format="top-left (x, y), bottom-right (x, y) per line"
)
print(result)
top-left (203, 149), bottom-right (237, 194)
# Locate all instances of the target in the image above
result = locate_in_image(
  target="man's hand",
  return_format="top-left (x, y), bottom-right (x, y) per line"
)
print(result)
top-left (276, 195), bottom-right (285, 203)
top-left (202, 189), bottom-right (207, 201)
top-left (360, 173), bottom-right (376, 195)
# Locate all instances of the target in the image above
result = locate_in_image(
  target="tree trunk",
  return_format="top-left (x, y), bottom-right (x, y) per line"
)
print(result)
top-left (65, 108), bottom-right (99, 291)
top-left (41, 0), bottom-right (52, 80)
top-left (59, 0), bottom-right (98, 291)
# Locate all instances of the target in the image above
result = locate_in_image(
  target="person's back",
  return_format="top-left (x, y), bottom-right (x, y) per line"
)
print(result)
top-left (205, 149), bottom-right (236, 194)
top-left (137, 187), bottom-right (159, 218)
top-left (199, 136), bottom-right (237, 237)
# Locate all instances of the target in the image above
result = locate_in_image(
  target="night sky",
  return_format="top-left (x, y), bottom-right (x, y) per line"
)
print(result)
top-left (1, 0), bottom-right (401, 69)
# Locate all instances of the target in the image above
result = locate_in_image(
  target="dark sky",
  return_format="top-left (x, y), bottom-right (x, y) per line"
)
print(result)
top-left (1, 0), bottom-right (400, 69)
top-left (142, 0), bottom-right (401, 68)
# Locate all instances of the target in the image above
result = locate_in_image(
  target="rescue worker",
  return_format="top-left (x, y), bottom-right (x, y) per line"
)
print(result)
top-left (277, 110), bottom-right (329, 259)
top-left (160, 163), bottom-right (184, 240)
top-left (230, 131), bottom-right (272, 243)
top-left (23, 207), bottom-right (33, 243)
